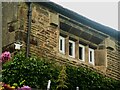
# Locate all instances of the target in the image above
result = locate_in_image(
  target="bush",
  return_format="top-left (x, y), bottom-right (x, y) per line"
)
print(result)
top-left (2, 51), bottom-right (120, 90)
top-left (66, 65), bottom-right (120, 90)
top-left (2, 52), bottom-right (60, 89)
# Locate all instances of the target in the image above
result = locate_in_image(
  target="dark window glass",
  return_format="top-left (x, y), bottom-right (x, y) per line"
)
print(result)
top-left (90, 51), bottom-right (92, 62)
top-left (69, 42), bottom-right (73, 56)
top-left (60, 39), bottom-right (62, 51)
top-left (79, 47), bottom-right (82, 60)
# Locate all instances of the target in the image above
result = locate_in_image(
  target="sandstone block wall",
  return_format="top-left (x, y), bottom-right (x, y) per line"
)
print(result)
top-left (17, 3), bottom-right (59, 58)
top-left (106, 48), bottom-right (120, 80)
top-left (2, 2), bottom-right (120, 80)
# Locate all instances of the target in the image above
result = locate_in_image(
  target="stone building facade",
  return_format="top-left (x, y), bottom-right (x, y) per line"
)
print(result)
top-left (2, 2), bottom-right (120, 80)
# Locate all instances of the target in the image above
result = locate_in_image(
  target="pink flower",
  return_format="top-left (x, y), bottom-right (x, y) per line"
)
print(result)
top-left (0, 51), bottom-right (11, 63)
top-left (20, 86), bottom-right (31, 90)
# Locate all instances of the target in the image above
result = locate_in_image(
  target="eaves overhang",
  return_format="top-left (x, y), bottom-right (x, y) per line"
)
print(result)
top-left (60, 15), bottom-right (109, 45)
top-left (37, 2), bottom-right (119, 41)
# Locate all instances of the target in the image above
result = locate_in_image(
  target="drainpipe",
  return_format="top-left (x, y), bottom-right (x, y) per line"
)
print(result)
top-left (26, 1), bottom-right (32, 58)
top-left (0, 2), bottom-right (2, 55)
top-left (118, 1), bottom-right (120, 30)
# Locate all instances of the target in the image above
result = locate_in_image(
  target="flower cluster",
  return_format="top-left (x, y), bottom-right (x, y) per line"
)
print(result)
top-left (2, 83), bottom-right (15, 90)
top-left (17, 86), bottom-right (31, 90)
top-left (1, 52), bottom-right (32, 90)
top-left (0, 51), bottom-right (11, 63)
top-left (1, 83), bottom-right (31, 90)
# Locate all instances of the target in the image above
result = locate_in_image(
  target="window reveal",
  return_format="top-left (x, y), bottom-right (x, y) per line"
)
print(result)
top-left (69, 40), bottom-right (75, 58)
top-left (89, 48), bottom-right (94, 65)
top-left (79, 44), bottom-right (85, 61)
top-left (59, 36), bottom-right (65, 54)
top-left (90, 51), bottom-right (92, 62)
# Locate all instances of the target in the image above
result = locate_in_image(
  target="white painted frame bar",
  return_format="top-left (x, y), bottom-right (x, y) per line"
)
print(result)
top-left (69, 40), bottom-right (75, 58)
top-left (59, 36), bottom-right (65, 54)
top-left (79, 44), bottom-right (85, 61)
top-left (89, 48), bottom-right (94, 65)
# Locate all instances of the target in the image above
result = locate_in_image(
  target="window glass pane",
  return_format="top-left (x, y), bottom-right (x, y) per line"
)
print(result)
top-left (89, 48), bottom-right (94, 65)
top-left (59, 36), bottom-right (65, 54)
top-left (69, 42), bottom-right (73, 56)
top-left (90, 51), bottom-right (92, 62)
top-left (60, 39), bottom-right (62, 51)
top-left (79, 47), bottom-right (82, 60)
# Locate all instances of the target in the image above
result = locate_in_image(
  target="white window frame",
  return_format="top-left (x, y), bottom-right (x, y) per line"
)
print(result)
top-left (59, 36), bottom-right (65, 54)
top-left (69, 40), bottom-right (75, 58)
top-left (79, 44), bottom-right (85, 61)
top-left (89, 48), bottom-right (94, 65)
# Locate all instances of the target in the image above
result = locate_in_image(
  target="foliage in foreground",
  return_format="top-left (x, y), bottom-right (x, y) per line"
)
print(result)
top-left (2, 52), bottom-right (120, 90)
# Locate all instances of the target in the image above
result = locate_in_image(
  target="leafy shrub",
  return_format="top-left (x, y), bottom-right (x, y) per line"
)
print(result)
top-left (2, 51), bottom-right (60, 89)
top-left (2, 51), bottom-right (120, 90)
top-left (56, 65), bottom-right (68, 90)
top-left (66, 65), bottom-right (120, 90)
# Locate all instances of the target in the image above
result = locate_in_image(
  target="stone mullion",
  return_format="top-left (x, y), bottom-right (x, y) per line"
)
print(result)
top-left (75, 40), bottom-right (79, 60)
top-left (85, 45), bottom-right (89, 64)
top-left (65, 36), bottom-right (69, 57)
